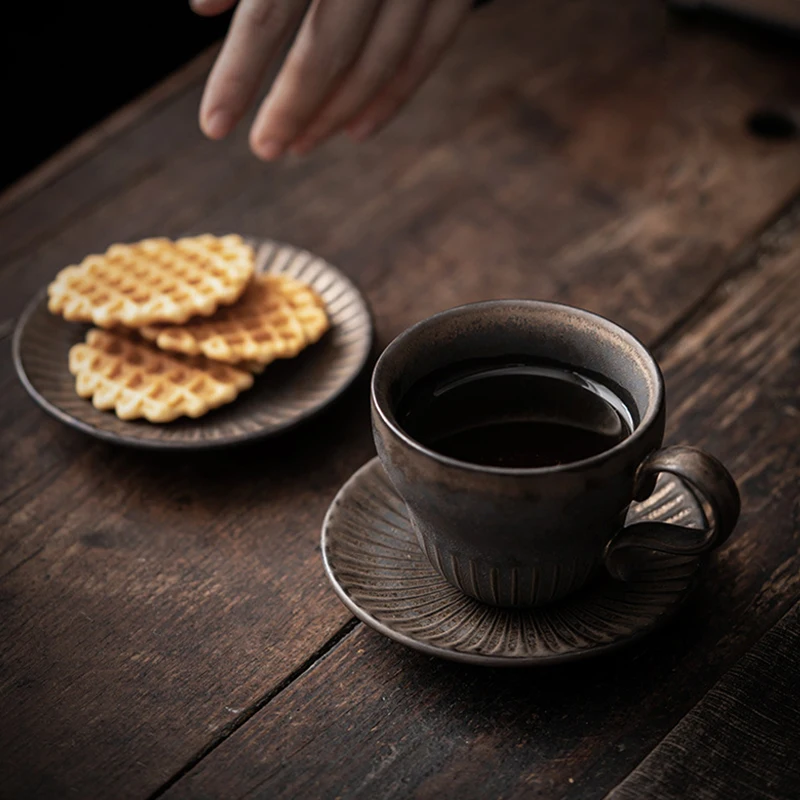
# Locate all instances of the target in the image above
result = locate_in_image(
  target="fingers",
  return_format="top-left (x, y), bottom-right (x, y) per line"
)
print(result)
top-left (199, 0), bottom-right (305, 140)
top-left (346, 0), bottom-right (472, 141)
top-left (198, 0), bottom-right (472, 155)
top-left (189, 0), bottom-right (238, 17)
top-left (249, 0), bottom-right (382, 160)
top-left (290, 0), bottom-right (429, 154)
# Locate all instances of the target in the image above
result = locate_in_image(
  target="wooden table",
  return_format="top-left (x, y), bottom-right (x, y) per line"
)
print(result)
top-left (2, 2), bottom-right (799, 798)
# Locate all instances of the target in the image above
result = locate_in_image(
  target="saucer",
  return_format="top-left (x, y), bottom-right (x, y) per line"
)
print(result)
top-left (13, 237), bottom-right (373, 450)
top-left (322, 458), bottom-right (707, 666)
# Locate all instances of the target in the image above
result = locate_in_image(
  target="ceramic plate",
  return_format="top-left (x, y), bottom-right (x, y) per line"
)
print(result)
top-left (13, 237), bottom-right (373, 449)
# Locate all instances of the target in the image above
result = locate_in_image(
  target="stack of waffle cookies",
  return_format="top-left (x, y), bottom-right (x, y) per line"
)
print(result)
top-left (47, 234), bottom-right (330, 422)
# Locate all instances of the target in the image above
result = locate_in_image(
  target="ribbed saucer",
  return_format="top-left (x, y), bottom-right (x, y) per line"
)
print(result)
top-left (322, 458), bottom-right (706, 666)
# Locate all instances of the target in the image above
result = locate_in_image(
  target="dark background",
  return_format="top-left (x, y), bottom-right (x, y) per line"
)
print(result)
top-left (1, 1), bottom-right (232, 191)
top-left (2, 1), bottom-right (797, 193)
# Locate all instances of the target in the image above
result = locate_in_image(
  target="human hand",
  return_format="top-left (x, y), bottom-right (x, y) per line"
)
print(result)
top-left (191, 0), bottom-right (473, 160)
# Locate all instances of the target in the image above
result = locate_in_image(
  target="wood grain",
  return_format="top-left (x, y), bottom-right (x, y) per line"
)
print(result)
top-left (1, 0), bottom-right (800, 797)
top-left (3, 1), bottom-right (800, 328)
top-left (607, 600), bottom-right (800, 800)
top-left (161, 210), bottom-right (800, 800)
top-left (0, 48), bottom-right (218, 220)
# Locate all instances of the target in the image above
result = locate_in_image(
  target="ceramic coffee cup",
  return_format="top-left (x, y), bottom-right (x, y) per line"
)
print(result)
top-left (371, 300), bottom-right (740, 608)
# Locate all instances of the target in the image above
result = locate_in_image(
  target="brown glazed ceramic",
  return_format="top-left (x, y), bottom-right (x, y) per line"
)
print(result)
top-left (322, 459), bottom-right (706, 665)
top-left (371, 300), bottom-right (740, 608)
top-left (13, 237), bottom-right (373, 450)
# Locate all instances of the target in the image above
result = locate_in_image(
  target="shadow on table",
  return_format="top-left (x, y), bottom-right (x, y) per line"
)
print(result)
top-left (345, 551), bottom-right (749, 785)
top-left (55, 362), bottom-right (376, 518)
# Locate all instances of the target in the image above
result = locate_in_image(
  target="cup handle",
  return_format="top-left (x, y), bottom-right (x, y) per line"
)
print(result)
top-left (603, 445), bottom-right (741, 581)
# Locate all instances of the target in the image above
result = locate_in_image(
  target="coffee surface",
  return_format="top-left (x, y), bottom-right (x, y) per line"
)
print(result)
top-left (397, 357), bottom-right (633, 468)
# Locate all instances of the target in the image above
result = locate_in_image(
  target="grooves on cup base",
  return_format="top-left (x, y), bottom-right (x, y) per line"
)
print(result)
top-left (416, 535), bottom-right (600, 607)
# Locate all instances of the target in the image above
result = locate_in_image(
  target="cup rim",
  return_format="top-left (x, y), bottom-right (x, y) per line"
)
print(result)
top-left (371, 299), bottom-right (665, 476)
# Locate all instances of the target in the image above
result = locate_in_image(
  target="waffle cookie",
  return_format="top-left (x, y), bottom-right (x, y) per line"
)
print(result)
top-left (48, 234), bottom-right (255, 328)
top-left (69, 329), bottom-right (254, 422)
top-left (139, 273), bottom-right (329, 366)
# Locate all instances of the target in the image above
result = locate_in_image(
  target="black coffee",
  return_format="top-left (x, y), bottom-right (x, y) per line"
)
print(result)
top-left (397, 357), bottom-right (633, 468)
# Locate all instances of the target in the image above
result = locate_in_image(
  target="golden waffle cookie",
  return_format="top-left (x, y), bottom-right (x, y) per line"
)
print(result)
top-left (139, 273), bottom-right (329, 365)
top-left (48, 234), bottom-right (255, 328)
top-left (69, 329), bottom-right (254, 423)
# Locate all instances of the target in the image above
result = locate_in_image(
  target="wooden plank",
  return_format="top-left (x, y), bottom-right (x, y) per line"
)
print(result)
top-left (0, 48), bottom-right (219, 266)
top-left (2, 1), bottom-right (800, 797)
top-left (607, 600), bottom-right (800, 800)
top-left (3, 0), bottom-right (800, 326)
top-left (0, 48), bottom-right (218, 219)
top-left (160, 212), bottom-right (800, 800)
top-left (0, 364), bottom-right (372, 798)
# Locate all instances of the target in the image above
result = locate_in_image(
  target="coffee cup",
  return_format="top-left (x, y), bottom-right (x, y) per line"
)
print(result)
top-left (371, 300), bottom-right (740, 608)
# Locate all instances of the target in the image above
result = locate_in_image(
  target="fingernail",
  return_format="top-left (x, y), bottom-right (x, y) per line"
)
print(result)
top-left (348, 119), bottom-right (375, 142)
top-left (203, 110), bottom-right (232, 140)
top-left (253, 138), bottom-right (284, 161)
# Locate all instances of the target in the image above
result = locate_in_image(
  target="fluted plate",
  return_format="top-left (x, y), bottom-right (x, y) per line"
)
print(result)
top-left (322, 458), bottom-right (706, 666)
top-left (13, 237), bottom-right (373, 449)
